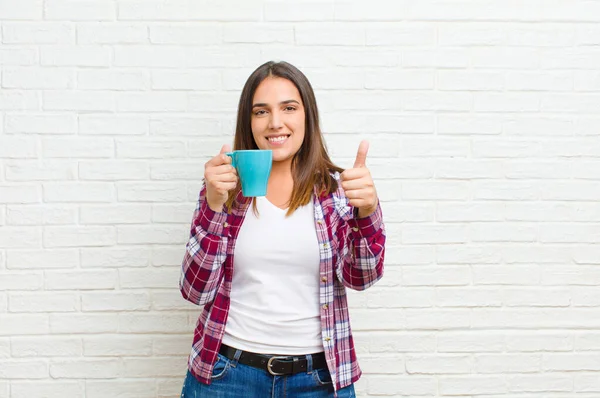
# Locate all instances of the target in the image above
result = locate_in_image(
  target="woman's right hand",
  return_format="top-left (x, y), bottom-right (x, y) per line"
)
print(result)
top-left (204, 144), bottom-right (238, 212)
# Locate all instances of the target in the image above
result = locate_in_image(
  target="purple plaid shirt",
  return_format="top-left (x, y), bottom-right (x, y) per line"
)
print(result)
top-left (180, 171), bottom-right (386, 393)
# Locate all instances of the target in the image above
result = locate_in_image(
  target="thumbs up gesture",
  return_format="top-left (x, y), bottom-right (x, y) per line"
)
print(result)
top-left (340, 140), bottom-right (379, 218)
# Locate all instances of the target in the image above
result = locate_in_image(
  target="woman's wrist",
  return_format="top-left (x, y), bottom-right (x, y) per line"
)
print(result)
top-left (356, 202), bottom-right (378, 219)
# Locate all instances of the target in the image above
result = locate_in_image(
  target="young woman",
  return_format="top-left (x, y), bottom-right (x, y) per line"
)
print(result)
top-left (180, 61), bottom-right (386, 397)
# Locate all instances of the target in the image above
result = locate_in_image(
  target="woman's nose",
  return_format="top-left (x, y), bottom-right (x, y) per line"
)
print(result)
top-left (269, 111), bottom-right (283, 129)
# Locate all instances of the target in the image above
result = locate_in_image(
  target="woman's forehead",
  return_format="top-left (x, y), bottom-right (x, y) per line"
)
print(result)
top-left (253, 77), bottom-right (302, 104)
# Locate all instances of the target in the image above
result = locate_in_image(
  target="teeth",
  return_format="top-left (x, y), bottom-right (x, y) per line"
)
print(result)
top-left (268, 136), bottom-right (288, 143)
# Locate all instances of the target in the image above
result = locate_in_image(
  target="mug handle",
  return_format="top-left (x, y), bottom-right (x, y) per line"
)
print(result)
top-left (225, 152), bottom-right (235, 168)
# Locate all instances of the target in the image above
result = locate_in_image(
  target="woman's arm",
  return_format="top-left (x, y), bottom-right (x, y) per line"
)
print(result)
top-left (334, 141), bottom-right (386, 290)
top-left (335, 199), bottom-right (386, 291)
top-left (179, 185), bottom-right (229, 306)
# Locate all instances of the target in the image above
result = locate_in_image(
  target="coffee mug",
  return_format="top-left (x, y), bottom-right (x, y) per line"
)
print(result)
top-left (226, 149), bottom-right (272, 197)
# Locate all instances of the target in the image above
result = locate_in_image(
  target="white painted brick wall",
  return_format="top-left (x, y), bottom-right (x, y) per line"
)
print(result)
top-left (1, 0), bottom-right (600, 396)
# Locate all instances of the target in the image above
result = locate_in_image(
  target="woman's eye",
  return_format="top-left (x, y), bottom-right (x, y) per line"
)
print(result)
top-left (254, 110), bottom-right (266, 116)
top-left (284, 106), bottom-right (296, 111)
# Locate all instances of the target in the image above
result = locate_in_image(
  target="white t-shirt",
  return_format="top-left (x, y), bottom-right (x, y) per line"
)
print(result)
top-left (221, 195), bottom-right (323, 354)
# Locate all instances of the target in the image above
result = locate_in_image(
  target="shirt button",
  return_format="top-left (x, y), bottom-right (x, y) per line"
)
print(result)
top-left (322, 304), bottom-right (328, 310)
top-left (317, 219), bottom-right (324, 225)
top-left (352, 227), bottom-right (359, 232)
top-left (223, 222), bottom-right (229, 228)
top-left (323, 243), bottom-right (328, 248)
top-left (321, 276), bottom-right (327, 282)
top-left (324, 337), bottom-right (331, 342)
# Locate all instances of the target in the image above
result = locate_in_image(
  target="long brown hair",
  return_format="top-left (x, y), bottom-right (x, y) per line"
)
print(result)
top-left (225, 61), bottom-right (343, 216)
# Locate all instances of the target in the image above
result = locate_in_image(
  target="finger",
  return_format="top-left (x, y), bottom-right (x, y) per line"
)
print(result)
top-left (341, 179), bottom-right (369, 192)
top-left (212, 173), bottom-right (238, 184)
top-left (206, 153), bottom-right (232, 167)
top-left (213, 181), bottom-right (238, 192)
top-left (348, 198), bottom-right (373, 209)
top-left (219, 144), bottom-right (233, 164)
top-left (341, 167), bottom-right (370, 182)
top-left (207, 170), bottom-right (238, 183)
top-left (211, 164), bottom-right (237, 175)
top-left (220, 144), bottom-right (231, 154)
top-left (353, 140), bottom-right (369, 168)
top-left (344, 187), bottom-right (371, 200)
top-left (348, 190), bottom-right (376, 205)
top-left (206, 145), bottom-right (233, 167)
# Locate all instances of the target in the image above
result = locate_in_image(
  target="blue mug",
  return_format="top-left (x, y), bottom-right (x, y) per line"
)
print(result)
top-left (226, 150), bottom-right (272, 197)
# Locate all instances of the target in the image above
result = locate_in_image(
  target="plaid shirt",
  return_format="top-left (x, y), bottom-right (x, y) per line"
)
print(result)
top-left (180, 171), bottom-right (386, 393)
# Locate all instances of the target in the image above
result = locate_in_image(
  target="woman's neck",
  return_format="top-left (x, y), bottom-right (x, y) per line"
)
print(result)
top-left (266, 160), bottom-right (294, 209)
top-left (269, 159), bottom-right (293, 181)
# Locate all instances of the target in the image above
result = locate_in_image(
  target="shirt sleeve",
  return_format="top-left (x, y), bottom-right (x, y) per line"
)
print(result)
top-left (179, 184), bottom-right (230, 305)
top-left (337, 200), bottom-right (386, 291)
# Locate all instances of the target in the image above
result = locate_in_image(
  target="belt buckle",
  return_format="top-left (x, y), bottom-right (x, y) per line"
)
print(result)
top-left (267, 356), bottom-right (290, 376)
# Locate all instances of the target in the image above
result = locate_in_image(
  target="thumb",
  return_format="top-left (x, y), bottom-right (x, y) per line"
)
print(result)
top-left (353, 140), bottom-right (369, 168)
top-left (220, 144), bottom-right (231, 154)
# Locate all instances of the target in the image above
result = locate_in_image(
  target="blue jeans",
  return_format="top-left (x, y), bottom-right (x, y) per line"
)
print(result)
top-left (181, 351), bottom-right (356, 398)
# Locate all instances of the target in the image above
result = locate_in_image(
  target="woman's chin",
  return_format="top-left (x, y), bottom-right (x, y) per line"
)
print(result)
top-left (271, 152), bottom-right (294, 165)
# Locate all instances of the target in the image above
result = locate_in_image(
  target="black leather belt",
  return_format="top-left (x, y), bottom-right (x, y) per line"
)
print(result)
top-left (219, 344), bottom-right (328, 376)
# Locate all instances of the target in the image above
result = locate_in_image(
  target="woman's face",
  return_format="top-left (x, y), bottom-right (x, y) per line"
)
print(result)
top-left (250, 77), bottom-right (306, 166)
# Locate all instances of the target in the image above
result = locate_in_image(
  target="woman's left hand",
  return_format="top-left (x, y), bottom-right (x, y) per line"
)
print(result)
top-left (340, 140), bottom-right (379, 218)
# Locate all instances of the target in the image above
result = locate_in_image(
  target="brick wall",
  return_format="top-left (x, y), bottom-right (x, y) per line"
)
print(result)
top-left (2, 0), bottom-right (600, 397)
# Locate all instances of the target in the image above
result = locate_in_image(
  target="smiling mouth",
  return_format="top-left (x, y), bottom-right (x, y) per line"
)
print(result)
top-left (267, 135), bottom-right (290, 144)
